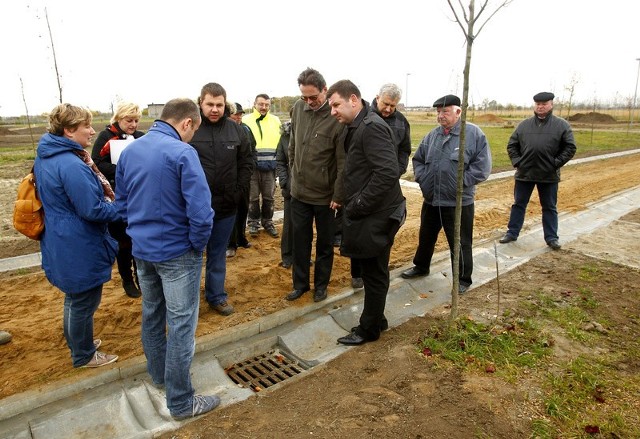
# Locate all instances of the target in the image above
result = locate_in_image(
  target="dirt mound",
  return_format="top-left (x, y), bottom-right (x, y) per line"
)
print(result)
top-left (474, 113), bottom-right (506, 123)
top-left (567, 112), bottom-right (617, 123)
top-left (0, 127), bottom-right (12, 135)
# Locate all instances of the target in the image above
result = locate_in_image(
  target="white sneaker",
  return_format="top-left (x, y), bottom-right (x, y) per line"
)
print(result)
top-left (82, 351), bottom-right (118, 368)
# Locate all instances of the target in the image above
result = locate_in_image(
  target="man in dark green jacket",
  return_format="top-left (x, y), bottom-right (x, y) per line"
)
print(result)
top-left (286, 67), bottom-right (345, 303)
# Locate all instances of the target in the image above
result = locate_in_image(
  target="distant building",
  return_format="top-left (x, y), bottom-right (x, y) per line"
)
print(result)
top-left (147, 103), bottom-right (164, 119)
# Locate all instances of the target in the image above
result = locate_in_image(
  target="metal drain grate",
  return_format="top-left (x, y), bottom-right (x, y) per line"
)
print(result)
top-left (225, 349), bottom-right (307, 392)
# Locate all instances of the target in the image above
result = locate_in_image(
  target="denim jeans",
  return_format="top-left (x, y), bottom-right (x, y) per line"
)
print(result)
top-left (506, 180), bottom-right (559, 243)
top-left (204, 214), bottom-right (236, 306)
top-left (63, 285), bottom-right (103, 367)
top-left (135, 249), bottom-right (203, 416)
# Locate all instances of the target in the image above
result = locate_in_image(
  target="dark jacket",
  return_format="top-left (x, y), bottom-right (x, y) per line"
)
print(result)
top-left (35, 133), bottom-right (120, 294)
top-left (190, 110), bottom-right (254, 218)
top-left (275, 121), bottom-right (291, 199)
top-left (289, 99), bottom-right (345, 205)
top-left (90, 123), bottom-right (145, 188)
top-left (371, 97), bottom-right (412, 176)
top-left (507, 111), bottom-right (576, 183)
top-left (340, 100), bottom-right (405, 259)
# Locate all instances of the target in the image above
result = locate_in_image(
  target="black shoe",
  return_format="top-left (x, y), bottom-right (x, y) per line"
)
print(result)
top-left (285, 289), bottom-right (308, 301)
top-left (401, 267), bottom-right (429, 279)
top-left (337, 331), bottom-right (367, 345)
top-left (279, 261), bottom-right (292, 269)
top-left (459, 284), bottom-right (470, 294)
top-left (239, 241), bottom-right (252, 249)
top-left (123, 280), bottom-right (141, 298)
top-left (265, 225), bottom-right (279, 238)
top-left (333, 235), bottom-right (342, 247)
top-left (547, 240), bottom-right (561, 250)
top-left (314, 289), bottom-right (327, 302)
top-left (499, 234), bottom-right (517, 244)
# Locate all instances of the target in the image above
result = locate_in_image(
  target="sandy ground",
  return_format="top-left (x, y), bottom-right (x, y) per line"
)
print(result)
top-left (1, 154), bottom-right (640, 402)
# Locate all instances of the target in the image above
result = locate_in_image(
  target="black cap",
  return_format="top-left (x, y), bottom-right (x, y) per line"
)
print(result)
top-left (235, 103), bottom-right (245, 114)
top-left (433, 94), bottom-right (461, 108)
top-left (533, 92), bottom-right (554, 102)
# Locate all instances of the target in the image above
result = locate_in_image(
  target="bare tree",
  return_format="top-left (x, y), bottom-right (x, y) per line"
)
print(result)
top-left (44, 7), bottom-right (63, 103)
top-left (446, 0), bottom-right (512, 323)
top-left (19, 78), bottom-right (37, 155)
top-left (564, 73), bottom-right (579, 119)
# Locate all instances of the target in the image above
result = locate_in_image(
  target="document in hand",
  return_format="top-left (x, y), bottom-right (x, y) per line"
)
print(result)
top-left (109, 137), bottom-right (135, 165)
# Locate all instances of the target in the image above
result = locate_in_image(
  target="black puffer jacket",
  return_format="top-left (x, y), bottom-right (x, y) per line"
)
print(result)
top-left (190, 110), bottom-right (254, 218)
top-left (507, 111), bottom-right (576, 183)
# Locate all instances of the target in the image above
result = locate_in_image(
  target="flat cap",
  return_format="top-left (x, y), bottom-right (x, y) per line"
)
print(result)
top-left (533, 92), bottom-right (554, 102)
top-left (234, 102), bottom-right (245, 114)
top-left (433, 94), bottom-right (461, 108)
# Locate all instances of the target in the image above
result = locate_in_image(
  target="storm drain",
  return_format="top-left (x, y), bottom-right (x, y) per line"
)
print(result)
top-left (225, 349), bottom-right (307, 392)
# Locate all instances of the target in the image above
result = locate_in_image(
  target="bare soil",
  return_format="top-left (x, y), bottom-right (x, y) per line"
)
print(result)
top-left (1, 148), bottom-right (640, 437)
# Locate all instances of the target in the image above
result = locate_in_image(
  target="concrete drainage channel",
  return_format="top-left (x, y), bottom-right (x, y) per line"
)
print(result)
top-left (1, 154), bottom-right (640, 438)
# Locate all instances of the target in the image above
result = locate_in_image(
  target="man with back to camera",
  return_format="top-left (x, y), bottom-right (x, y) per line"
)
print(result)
top-left (243, 94), bottom-right (281, 238)
top-left (115, 98), bottom-right (220, 420)
top-left (401, 94), bottom-right (492, 294)
top-left (499, 92), bottom-right (576, 250)
top-left (327, 79), bottom-right (405, 345)
top-left (286, 67), bottom-right (345, 303)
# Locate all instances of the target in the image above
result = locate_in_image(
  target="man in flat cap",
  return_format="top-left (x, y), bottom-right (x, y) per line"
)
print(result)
top-left (401, 94), bottom-right (491, 294)
top-left (498, 91), bottom-right (576, 250)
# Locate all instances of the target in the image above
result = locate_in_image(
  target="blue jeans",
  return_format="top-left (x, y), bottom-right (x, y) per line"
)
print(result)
top-left (205, 214), bottom-right (236, 306)
top-left (136, 249), bottom-right (203, 416)
top-left (506, 180), bottom-right (559, 243)
top-left (63, 285), bottom-right (103, 367)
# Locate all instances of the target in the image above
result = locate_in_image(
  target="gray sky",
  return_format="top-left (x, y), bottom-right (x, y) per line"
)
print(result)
top-left (1, 0), bottom-right (638, 117)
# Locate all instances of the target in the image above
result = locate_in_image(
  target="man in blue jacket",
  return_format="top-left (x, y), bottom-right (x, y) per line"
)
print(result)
top-left (401, 95), bottom-right (492, 294)
top-left (116, 98), bottom-right (219, 421)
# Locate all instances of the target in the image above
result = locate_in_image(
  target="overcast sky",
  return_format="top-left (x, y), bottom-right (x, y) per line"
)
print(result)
top-left (1, 0), bottom-right (638, 117)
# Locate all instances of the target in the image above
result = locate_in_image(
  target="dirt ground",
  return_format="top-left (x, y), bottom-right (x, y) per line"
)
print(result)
top-left (1, 151), bottom-right (640, 436)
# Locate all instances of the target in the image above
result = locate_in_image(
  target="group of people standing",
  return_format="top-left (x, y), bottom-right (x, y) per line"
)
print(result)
top-left (30, 65), bottom-right (575, 420)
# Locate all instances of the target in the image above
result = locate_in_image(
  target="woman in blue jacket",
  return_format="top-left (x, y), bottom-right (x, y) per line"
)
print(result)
top-left (34, 103), bottom-right (121, 368)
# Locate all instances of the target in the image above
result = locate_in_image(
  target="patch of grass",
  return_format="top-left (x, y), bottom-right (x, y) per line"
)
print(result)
top-left (538, 356), bottom-right (640, 438)
top-left (578, 264), bottom-right (601, 282)
top-left (416, 317), bottom-right (551, 381)
top-left (0, 147), bottom-right (35, 164)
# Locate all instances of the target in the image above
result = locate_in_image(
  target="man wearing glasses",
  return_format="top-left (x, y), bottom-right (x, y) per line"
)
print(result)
top-left (285, 67), bottom-right (345, 303)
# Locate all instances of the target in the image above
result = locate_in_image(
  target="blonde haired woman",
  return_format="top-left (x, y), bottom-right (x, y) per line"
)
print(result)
top-left (34, 103), bottom-right (120, 367)
top-left (91, 102), bottom-right (145, 298)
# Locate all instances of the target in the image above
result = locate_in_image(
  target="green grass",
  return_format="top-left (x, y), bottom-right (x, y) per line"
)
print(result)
top-left (416, 317), bottom-right (551, 382)
top-left (0, 147), bottom-right (36, 164)
top-left (406, 120), bottom-right (640, 170)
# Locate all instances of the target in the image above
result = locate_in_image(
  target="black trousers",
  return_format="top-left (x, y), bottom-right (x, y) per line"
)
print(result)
top-left (413, 202), bottom-right (474, 287)
top-left (229, 191), bottom-right (250, 249)
top-left (354, 243), bottom-right (392, 341)
top-left (291, 197), bottom-right (335, 291)
top-left (108, 220), bottom-right (137, 283)
top-left (281, 196), bottom-right (293, 265)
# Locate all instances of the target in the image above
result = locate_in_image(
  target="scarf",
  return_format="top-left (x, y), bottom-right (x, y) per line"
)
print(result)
top-left (99, 124), bottom-right (125, 157)
top-left (73, 149), bottom-right (115, 202)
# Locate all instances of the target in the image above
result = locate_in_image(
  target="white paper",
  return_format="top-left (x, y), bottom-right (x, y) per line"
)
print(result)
top-left (109, 137), bottom-right (135, 165)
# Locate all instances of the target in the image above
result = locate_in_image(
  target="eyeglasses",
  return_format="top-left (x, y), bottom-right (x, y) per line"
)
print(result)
top-left (300, 94), bottom-right (320, 103)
